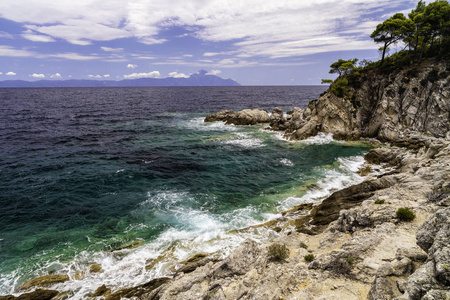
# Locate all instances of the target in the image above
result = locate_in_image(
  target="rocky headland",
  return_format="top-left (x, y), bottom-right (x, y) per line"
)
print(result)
top-left (2, 60), bottom-right (449, 300)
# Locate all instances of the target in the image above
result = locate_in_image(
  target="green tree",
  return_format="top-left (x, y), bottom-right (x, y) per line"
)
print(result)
top-left (321, 79), bottom-right (333, 84)
top-left (329, 58), bottom-right (358, 78)
top-left (371, 13), bottom-right (413, 65)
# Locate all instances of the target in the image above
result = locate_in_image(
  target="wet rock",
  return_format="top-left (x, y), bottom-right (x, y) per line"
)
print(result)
top-left (89, 264), bottom-right (102, 273)
top-left (20, 275), bottom-right (69, 291)
top-left (0, 289), bottom-right (59, 300)
top-left (91, 284), bottom-right (110, 297)
top-left (295, 176), bottom-right (397, 234)
top-left (175, 253), bottom-right (218, 274)
top-left (269, 107), bottom-right (286, 130)
top-left (104, 277), bottom-right (171, 300)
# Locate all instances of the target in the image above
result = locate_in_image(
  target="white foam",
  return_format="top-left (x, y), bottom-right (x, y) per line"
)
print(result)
top-left (280, 158), bottom-right (294, 166)
top-left (276, 155), bottom-right (365, 212)
top-left (182, 117), bottom-right (238, 132)
top-left (222, 132), bottom-right (264, 148)
top-left (301, 132), bottom-right (338, 145)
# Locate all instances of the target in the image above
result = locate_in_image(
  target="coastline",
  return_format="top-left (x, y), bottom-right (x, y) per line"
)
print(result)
top-left (2, 59), bottom-right (449, 299)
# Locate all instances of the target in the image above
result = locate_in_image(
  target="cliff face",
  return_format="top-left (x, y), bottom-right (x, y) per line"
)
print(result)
top-left (285, 61), bottom-right (450, 143)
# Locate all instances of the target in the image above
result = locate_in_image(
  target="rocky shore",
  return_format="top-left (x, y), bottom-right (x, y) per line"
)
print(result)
top-left (2, 61), bottom-right (449, 299)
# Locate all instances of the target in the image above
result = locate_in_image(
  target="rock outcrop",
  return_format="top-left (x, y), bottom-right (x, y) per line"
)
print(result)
top-left (205, 108), bottom-right (270, 125)
top-left (204, 61), bottom-right (450, 144)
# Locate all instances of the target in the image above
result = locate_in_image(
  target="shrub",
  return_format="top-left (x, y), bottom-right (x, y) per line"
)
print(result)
top-left (406, 68), bottom-right (419, 78)
top-left (330, 78), bottom-right (349, 98)
top-left (299, 242), bottom-right (308, 249)
top-left (396, 207), bottom-right (416, 221)
top-left (304, 254), bottom-right (315, 262)
top-left (268, 243), bottom-right (290, 260)
top-left (348, 256), bottom-right (355, 264)
top-left (375, 199), bottom-right (385, 204)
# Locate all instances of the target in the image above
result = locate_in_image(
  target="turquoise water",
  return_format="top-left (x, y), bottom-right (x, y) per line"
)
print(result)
top-left (0, 87), bottom-right (371, 297)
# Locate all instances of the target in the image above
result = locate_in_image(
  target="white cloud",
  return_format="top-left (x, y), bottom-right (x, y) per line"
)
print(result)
top-left (50, 73), bottom-right (62, 78)
top-left (0, 72), bottom-right (3, 75)
top-left (0, 0), bottom-right (415, 60)
top-left (127, 64), bottom-right (138, 69)
top-left (6, 72), bottom-right (16, 76)
top-left (206, 69), bottom-right (221, 76)
top-left (49, 52), bottom-right (98, 60)
top-left (30, 73), bottom-right (45, 78)
top-left (168, 71), bottom-right (190, 78)
top-left (0, 45), bottom-right (37, 57)
top-left (101, 46), bottom-right (123, 52)
top-left (88, 74), bottom-right (102, 79)
top-left (124, 71), bottom-right (161, 79)
top-left (103, 74), bottom-right (110, 78)
top-left (21, 30), bottom-right (56, 42)
top-left (0, 31), bottom-right (13, 39)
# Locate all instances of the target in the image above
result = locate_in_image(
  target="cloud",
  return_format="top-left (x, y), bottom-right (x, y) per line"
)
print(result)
top-left (88, 74), bottom-right (102, 79)
top-left (101, 46), bottom-right (123, 52)
top-left (0, 0), bottom-right (415, 61)
top-left (0, 31), bottom-right (13, 39)
top-left (30, 73), bottom-right (45, 78)
top-left (0, 45), bottom-right (37, 57)
top-left (103, 74), bottom-right (110, 78)
top-left (0, 72), bottom-right (3, 75)
top-left (127, 64), bottom-right (138, 69)
top-left (168, 71), bottom-right (190, 78)
top-left (124, 71), bottom-right (161, 79)
top-left (50, 73), bottom-right (62, 78)
top-left (21, 30), bottom-right (56, 42)
top-left (6, 72), bottom-right (16, 76)
top-left (206, 69), bottom-right (221, 75)
top-left (49, 52), bottom-right (98, 60)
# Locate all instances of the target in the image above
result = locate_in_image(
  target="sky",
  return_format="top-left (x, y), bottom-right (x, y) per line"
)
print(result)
top-left (0, 0), bottom-right (418, 85)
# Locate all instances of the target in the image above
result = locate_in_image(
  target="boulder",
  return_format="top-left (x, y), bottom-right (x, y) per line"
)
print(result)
top-left (20, 275), bottom-right (69, 291)
top-left (204, 109), bottom-right (270, 125)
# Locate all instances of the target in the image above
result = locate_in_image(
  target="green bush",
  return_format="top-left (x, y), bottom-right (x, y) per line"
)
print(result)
top-left (396, 207), bottom-right (416, 221)
top-left (330, 78), bottom-right (349, 98)
top-left (299, 242), bottom-right (308, 249)
top-left (375, 199), bottom-right (385, 204)
top-left (348, 256), bottom-right (355, 264)
top-left (304, 254), bottom-right (315, 262)
top-left (268, 243), bottom-right (290, 260)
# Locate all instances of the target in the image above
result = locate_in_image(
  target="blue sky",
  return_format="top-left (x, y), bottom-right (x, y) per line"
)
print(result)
top-left (0, 0), bottom-right (417, 85)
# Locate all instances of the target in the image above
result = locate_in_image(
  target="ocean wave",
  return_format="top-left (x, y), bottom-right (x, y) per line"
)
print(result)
top-left (277, 155), bottom-right (365, 211)
top-left (222, 132), bottom-right (265, 148)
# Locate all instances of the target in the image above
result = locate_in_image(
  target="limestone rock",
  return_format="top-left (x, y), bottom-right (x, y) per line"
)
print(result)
top-left (0, 289), bottom-right (59, 300)
top-left (20, 275), bottom-right (69, 291)
top-left (204, 109), bottom-right (270, 125)
top-left (212, 239), bottom-right (261, 278)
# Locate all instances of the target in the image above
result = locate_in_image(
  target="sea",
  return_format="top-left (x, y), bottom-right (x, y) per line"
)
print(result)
top-left (0, 86), bottom-right (372, 298)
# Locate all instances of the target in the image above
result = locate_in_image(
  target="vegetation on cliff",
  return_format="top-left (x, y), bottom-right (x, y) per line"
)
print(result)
top-left (324, 0), bottom-right (450, 99)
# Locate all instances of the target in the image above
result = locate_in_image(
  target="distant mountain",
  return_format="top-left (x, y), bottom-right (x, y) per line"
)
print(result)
top-left (0, 70), bottom-right (240, 88)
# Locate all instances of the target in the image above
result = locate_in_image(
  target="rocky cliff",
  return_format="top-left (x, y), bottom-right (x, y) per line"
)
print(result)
top-left (267, 60), bottom-right (450, 144)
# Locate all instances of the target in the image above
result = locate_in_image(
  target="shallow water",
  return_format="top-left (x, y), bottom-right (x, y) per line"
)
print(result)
top-left (0, 86), bottom-right (371, 297)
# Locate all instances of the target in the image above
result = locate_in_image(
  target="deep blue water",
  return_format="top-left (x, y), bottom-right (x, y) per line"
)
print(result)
top-left (0, 86), bottom-right (370, 297)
